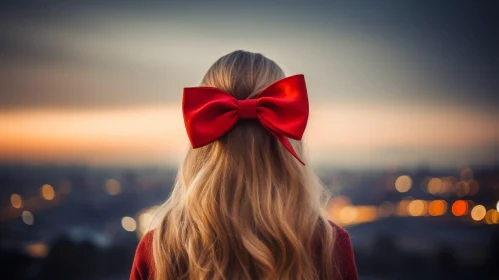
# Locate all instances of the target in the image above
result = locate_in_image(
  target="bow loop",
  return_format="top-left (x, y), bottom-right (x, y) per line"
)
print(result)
top-left (182, 75), bottom-right (309, 165)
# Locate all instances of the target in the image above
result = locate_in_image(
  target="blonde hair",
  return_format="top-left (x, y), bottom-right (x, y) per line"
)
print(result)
top-left (152, 50), bottom-right (337, 279)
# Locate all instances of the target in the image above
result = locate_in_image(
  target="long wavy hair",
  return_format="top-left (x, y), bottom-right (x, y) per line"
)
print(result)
top-left (152, 50), bottom-right (337, 280)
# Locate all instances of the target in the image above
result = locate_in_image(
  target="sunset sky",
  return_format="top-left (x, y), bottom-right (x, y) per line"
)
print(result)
top-left (1, 1), bottom-right (498, 169)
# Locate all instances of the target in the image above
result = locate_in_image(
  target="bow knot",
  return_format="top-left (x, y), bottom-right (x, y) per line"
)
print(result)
top-left (238, 99), bottom-right (257, 119)
top-left (182, 75), bottom-right (309, 165)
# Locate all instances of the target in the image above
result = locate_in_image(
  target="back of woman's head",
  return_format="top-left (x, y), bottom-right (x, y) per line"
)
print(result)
top-left (152, 50), bottom-right (336, 280)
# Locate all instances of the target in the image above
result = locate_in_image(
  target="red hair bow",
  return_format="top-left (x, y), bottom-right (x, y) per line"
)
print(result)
top-left (182, 74), bottom-right (309, 165)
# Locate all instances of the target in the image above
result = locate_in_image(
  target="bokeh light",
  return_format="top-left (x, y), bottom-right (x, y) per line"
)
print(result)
top-left (395, 175), bottom-right (412, 193)
top-left (451, 200), bottom-right (468, 217)
top-left (121, 216), bottom-right (137, 232)
top-left (470, 205), bottom-right (486, 221)
top-left (339, 206), bottom-right (358, 225)
top-left (41, 184), bottom-right (55, 200)
top-left (105, 179), bottom-right (122, 195)
top-left (327, 196), bottom-right (351, 222)
top-left (491, 210), bottom-right (499, 224)
top-left (355, 206), bottom-right (378, 224)
top-left (10, 194), bottom-right (23, 209)
top-left (407, 200), bottom-right (427, 216)
top-left (428, 200), bottom-right (447, 216)
top-left (484, 209), bottom-right (499, 224)
top-left (26, 242), bottom-right (49, 258)
top-left (22, 211), bottom-right (34, 225)
top-left (137, 206), bottom-right (161, 238)
top-left (427, 178), bottom-right (442, 195)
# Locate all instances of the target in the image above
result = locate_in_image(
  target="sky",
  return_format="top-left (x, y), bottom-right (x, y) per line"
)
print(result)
top-left (0, 0), bottom-right (498, 169)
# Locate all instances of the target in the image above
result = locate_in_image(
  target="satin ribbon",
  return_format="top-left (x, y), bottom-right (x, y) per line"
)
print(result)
top-left (182, 74), bottom-right (309, 165)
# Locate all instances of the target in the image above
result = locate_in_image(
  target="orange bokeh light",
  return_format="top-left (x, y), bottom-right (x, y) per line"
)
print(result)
top-left (10, 194), bottom-right (23, 209)
top-left (428, 200), bottom-right (448, 216)
top-left (451, 200), bottom-right (468, 216)
top-left (484, 209), bottom-right (499, 224)
top-left (41, 184), bottom-right (55, 200)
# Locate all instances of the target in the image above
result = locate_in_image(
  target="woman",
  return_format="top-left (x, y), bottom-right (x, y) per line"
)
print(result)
top-left (130, 50), bottom-right (358, 280)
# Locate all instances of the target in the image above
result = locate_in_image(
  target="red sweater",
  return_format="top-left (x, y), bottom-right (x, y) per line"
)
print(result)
top-left (130, 221), bottom-right (358, 280)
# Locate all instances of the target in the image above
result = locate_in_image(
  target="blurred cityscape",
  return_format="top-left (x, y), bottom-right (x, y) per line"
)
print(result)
top-left (1, 163), bottom-right (498, 280)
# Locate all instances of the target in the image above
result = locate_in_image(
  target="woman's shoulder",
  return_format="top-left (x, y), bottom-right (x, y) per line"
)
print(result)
top-left (326, 220), bottom-right (358, 280)
top-left (130, 231), bottom-right (155, 280)
top-left (327, 220), bottom-right (351, 242)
